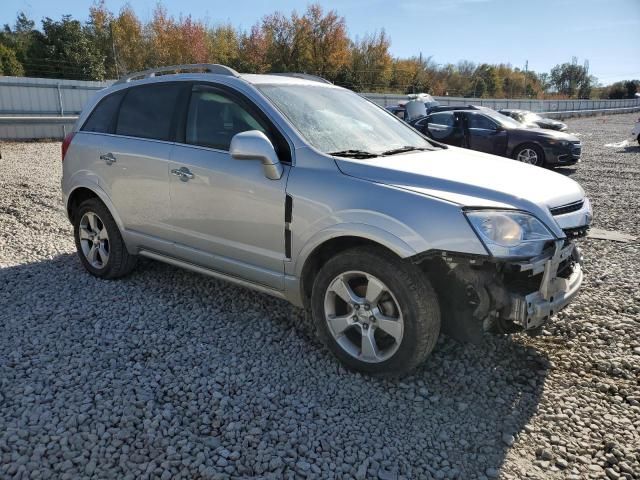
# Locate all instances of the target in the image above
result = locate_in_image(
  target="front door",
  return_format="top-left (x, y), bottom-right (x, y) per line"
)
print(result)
top-left (167, 84), bottom-right (290, 290)
top-left (465, 112), bottom-right (508, 155)
top-left (423, 112), bottom-right (465, 147)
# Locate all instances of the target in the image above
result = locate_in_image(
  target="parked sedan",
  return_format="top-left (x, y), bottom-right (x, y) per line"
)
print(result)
top-left (411, 109), bottom-right (581, 167)
top-left (499, 109), bottom-right (568, 131)
top-left (633, 116), bottom-right (640, 145)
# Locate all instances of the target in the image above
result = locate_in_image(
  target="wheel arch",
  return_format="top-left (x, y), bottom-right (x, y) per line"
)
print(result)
top-left (295, 229), bottom-right (415, 310)
top-left (66, 184), bottom-right (124, 231)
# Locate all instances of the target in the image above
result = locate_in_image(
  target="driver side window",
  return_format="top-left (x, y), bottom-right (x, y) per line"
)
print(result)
top-left (186, 86), bottom-right (267, 151)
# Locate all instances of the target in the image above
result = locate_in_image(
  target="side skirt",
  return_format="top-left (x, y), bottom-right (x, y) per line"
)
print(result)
top-left (138, 249), bottom-right (288, 301)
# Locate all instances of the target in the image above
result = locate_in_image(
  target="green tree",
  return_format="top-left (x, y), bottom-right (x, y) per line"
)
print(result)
top-left (27, 15), bottom-right (105, 79)
top-left (0, 43), bottom-right (24, 75)
top-left (550, 58), bottom-right (593, 98)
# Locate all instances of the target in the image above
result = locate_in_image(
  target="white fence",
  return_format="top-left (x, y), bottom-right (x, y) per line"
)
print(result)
top-left (1, 76), bottom-right (639, 140)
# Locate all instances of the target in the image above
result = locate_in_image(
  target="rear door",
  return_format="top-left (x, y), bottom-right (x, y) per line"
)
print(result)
top-left (422, 112), bottom-right (465, 146)
top-left (465, 112), bottom-right (508, 155)
top-left (98, 82), bottom-right (187, 245)
top-left (167, 84), bottom-right (291, 289)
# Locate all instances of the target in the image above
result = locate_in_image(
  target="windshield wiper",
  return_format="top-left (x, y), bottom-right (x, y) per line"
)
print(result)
top-left (381, 146), bottom-right (428, 156)
top-left (329, 149), bottom-right (379, 159)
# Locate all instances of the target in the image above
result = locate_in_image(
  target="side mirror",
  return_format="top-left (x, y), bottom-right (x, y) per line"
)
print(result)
top-left (230, 130), bottom-right (283, 180)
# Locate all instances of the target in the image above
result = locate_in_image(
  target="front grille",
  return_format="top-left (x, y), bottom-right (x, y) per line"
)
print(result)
top-left (550, 200), bottom-right (584, 216)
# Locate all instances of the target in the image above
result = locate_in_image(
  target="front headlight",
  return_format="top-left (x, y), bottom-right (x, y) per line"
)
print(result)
top-left (549, 139), bottom-right (570, 147)
top-left (465, 210), bottom-right (555, 258)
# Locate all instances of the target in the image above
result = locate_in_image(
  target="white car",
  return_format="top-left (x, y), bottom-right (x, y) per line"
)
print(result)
top-left (633, 117), bottom-right (640, 145)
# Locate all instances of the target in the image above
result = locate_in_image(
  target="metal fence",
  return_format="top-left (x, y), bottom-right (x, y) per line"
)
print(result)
top-left (1, 75), bottom-right (639, 140)
top-left (0, 76), bottom-right (113, 140)
top-left (363, 92), bottom-right (640, 113)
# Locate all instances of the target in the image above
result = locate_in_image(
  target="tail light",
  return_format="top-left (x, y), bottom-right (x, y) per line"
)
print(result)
top-left (61, 132), bottom-right (76, 162)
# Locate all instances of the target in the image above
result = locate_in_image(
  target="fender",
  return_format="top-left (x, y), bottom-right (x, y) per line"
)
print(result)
top-left (64, 175), bottom-right (125, 232)
top-left (284, 223), bottom-right (417, 307)
top-left (293, 222), bottom-right (416, 276)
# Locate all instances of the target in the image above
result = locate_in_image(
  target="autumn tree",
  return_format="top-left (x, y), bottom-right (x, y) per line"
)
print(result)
top-left (299, 4), bottom-right (349, 77)
top-left (111, 5), bottom-right (146, 73)
top-left (349, 30), bottom-right (393, 91)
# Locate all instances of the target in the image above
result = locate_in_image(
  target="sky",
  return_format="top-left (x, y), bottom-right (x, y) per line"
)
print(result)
top-left (2, 0), bottom-right (639, 84)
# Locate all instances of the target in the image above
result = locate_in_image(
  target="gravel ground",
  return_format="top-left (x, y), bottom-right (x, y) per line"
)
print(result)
top-left (1, 113), bottom-right (639, 480)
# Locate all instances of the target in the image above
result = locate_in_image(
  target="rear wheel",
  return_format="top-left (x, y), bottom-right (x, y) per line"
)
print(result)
top-left (514, 144), bottom-right (545, 167)
top-left (311, 246), bottom-right (440, 376)
top-left (73, 198), bottom-right (137, 279)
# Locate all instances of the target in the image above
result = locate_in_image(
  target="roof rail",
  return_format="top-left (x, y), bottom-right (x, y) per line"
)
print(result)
top-left (114, 64), bottom-right (240, 85)
top-left (270, 73), bottom-right (332, 85)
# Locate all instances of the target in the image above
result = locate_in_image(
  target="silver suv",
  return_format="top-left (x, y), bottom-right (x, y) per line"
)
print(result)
top-left (62, 64), bottom-right (592, 375)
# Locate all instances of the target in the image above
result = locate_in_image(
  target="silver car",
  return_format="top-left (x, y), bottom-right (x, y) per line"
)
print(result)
top-left (61, 64), bottom-right (592, 376)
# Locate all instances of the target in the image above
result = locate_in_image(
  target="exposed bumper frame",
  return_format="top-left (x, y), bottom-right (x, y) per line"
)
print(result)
top-left (506, 241), bottom-right (583, 330)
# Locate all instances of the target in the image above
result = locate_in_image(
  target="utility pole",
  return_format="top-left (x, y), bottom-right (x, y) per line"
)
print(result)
top-left (523, 60), bottom-right (528, 98)
top-left (110, 22), bottom-right (119, 78)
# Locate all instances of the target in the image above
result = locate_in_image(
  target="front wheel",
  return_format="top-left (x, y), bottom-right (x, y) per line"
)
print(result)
top-left (514, 144), bottom-right (545, 167)
top-left (311, 246), bottom-right (440, 376)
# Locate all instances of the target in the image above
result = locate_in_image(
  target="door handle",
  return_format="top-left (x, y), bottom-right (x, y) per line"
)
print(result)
top-left (171, 167), bottom-right (194, 181)
top-left (100, 152), bottom-right (116, 165)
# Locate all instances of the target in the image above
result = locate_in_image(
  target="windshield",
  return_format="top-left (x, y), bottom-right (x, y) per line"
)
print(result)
top-left (258, 84), bottom-right (436, 155)
top-left (482, 110), bottom-right (523, 129)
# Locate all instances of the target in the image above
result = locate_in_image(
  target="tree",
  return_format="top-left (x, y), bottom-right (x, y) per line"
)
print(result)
top-left (87, 1), bottom-right (117, 78)
top-left (0, 44), bottom-right (24, 75)
top-left (26, 15), bottom-right (105, 79)
top-left (208, 24), bottom-right (241, 69)
top-left (349, 30), bottom-right (392, 91)
top-left (239, 24), bottom-right (269, 73)
top-left (111, 5), bottom-right (146, 73)
top-left (300, 4), bottom-right (349, 78)
top-left (549, 58), bottom-right (593, 98)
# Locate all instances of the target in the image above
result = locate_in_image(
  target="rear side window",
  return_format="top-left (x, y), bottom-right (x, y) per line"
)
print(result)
top-left (426, 112), bottom-right (456, 139)
top-left (82, 91), bottom-right (125, 133)
top-left (467, 114), bottom-right (497, 130)
top-left (116, 83), bottom-right (184, 141)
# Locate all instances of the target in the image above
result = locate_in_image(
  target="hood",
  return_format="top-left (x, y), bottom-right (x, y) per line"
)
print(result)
top-left (535, 118), bottom-right (566, 129)
top-left (513, 126), bottom-right (576, 141)
top-left (336, 147), bottom-right (585, 212)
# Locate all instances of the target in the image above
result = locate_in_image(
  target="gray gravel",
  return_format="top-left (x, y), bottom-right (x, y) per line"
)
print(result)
top-left (1, 113), bottom-right (639, 479)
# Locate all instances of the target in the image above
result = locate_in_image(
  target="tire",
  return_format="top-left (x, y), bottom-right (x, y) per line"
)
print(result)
top-left (73, 198), bottom-right (137, 279)
top-left (513, 143), bottom-right (545, 167)
top-left (311, 246), bottom-right (440, 376)
top-left (637, 134), bottom-right (640, 146)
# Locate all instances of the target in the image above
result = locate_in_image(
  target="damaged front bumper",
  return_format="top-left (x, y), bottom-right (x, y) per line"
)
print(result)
top-left (504, 240), bottom-right (583, 330)
top-left (421, 239), bottom-right (584, 340)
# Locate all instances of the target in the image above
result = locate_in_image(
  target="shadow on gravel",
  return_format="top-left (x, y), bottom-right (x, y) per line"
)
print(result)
top-left (1, 254), bottom-right (550, 479)
top-left (621, 144), bottom-right (640, 154)
top-left (554, 166), bottom-right (578, 177)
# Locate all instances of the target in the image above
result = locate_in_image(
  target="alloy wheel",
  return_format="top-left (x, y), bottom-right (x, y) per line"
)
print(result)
top-left (78, 212), bottom-right (110, 269)
top-left (517, 148), bottom-right (539, 165)
top-left (323, 271), bottom-right (404, 363)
